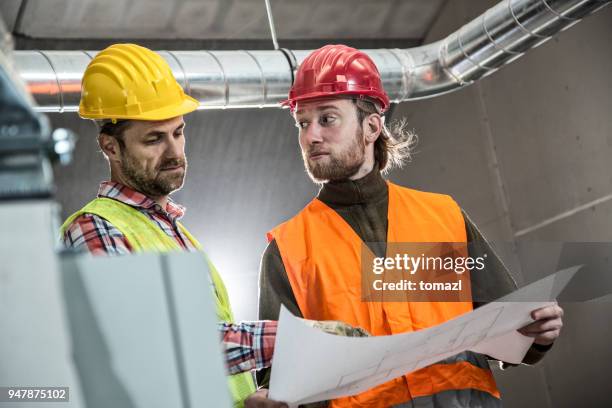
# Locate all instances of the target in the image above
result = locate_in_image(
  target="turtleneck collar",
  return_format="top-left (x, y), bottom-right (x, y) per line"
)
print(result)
top-left (317, 164), bottom-right (388, 207)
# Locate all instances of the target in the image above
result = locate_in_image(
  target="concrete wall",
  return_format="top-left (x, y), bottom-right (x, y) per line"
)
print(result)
top-left (47, 1), bottom-right (612, 406)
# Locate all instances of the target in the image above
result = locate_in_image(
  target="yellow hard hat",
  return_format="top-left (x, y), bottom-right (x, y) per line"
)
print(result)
top-left (79, 43), bottom-right (199, 121)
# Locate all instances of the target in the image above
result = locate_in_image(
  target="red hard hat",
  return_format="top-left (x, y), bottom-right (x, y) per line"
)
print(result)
top-left (283, 44), bottom-right (390, 113)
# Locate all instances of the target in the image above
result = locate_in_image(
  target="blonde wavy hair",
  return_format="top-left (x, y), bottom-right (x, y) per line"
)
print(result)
top-left (353, 99), bottom-right (417, 173)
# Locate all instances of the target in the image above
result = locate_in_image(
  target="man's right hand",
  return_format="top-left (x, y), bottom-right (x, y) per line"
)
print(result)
top-left (307, 320), bottom-right (371, 337)
top-left (245, 389), bottom-right (288, 408)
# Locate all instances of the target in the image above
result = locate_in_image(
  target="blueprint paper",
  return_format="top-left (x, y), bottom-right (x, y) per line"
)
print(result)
top-left (269, 266), bottom-right (579, 405)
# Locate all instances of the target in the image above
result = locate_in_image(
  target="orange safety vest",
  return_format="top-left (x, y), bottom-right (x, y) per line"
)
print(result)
top-left (268, 182), bottom-right (501, 408)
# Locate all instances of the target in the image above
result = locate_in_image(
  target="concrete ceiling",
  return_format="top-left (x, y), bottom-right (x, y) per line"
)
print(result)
top-left (1, 0), bottom-right (445, 46)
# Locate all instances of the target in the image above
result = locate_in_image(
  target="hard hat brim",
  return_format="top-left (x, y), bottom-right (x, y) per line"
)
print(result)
top-left (282, 90), bottom-right (389, 113)
top-left (79, 95), bottom-right (200, 121)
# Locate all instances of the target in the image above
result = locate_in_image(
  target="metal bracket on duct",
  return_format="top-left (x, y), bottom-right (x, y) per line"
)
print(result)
top-left (0, 19), bottom-right (76, 199)
top-left (10, 0), bottom-right (612, 113)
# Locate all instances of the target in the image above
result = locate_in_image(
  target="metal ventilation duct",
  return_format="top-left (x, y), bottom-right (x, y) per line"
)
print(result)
top-left (11, 0), bottom-right (612, 113)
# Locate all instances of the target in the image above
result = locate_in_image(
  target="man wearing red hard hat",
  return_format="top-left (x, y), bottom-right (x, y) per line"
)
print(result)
top-left (257, 45), bottom-right (564, 407)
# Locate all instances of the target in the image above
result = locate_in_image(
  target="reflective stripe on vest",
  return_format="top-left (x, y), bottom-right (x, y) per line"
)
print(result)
top-left (268, 182), bottom-right (501, 408)
top-left (61, 197), bottom-right (256, 407)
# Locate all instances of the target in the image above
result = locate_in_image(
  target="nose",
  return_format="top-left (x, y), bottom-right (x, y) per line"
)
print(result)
top-left (301, 122), bottom-right (324, 147)
top-left (164, 134), bottom-right (184, 159)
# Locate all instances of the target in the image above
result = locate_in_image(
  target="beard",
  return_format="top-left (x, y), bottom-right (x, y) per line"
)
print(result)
top-left (120, 151), bottom-right (187, 197)
top-left (303, 128), bottom-right (366, 183)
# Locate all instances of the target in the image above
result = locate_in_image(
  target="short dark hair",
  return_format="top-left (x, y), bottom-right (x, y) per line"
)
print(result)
top-left (353, 99), bottom-right (417, 173)
top-left (96, 119), bottom-right (132, 148)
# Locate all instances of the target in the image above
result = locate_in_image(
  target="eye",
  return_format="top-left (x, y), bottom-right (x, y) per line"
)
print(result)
top-left (295, 121), bottom-right (309, 130)
top-left (144, 136), bottom-right (162, 145)
top-left (320, 114), bottom-right (336, 126)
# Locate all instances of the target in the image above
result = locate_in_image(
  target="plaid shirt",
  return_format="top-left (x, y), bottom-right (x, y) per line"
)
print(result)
top-left (62, 181), bottom-right (276, 374)
top-left (219, 321), bottom-right (277, 375)
top-left (62, 181), bottom-right (197, 255)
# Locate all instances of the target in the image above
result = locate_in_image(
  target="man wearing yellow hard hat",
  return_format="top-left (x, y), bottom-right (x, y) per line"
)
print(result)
top-left (59, 43), bottom-right (280, 408)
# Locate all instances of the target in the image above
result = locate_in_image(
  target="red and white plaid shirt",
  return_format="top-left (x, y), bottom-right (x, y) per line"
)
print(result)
top-left (62, 181), bottom-right (275, 375)
top-left (62, 181), bottom-right (196, 255)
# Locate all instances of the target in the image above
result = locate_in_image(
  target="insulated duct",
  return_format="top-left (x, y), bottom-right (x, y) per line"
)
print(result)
top-left (11, 0), bottom-right (612, 112)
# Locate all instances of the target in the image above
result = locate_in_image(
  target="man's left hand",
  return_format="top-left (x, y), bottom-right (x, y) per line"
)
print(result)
top-left (244, 389), bottom-right (288, 408)
top-left (518, 304), bottom-right (564, 346)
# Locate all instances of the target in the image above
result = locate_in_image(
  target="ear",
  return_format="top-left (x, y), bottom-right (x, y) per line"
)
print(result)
top-left (364, 114), bottom-right (382, 145)
top-left (98, 134), bottom-right (121, 161)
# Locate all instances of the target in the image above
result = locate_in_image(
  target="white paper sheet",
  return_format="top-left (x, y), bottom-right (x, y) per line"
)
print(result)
top-left (269, 266), bottom-right (579, 406)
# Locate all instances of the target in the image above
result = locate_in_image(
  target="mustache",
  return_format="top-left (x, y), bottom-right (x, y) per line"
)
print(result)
top-left (158, 158), bottom-right (187, 170)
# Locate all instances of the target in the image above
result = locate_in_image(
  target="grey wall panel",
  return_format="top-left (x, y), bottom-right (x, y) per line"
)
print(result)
top-left (61, 252), bottom-right (233, 407)
top-left (518, 197), bottom-right (612, 242)
top-left (0, 202), bottom-right (85, 408)
top-left (544, 301), bottom-right (612, 408)
top-left (389, 86), bottom-right (511, 235)
top-left (165, 253), bottom-right (235, 407)
top-left (512, 199), bottom-right (612, 407)
top-left (492, 365), bottom-right (551, 408)
top-left (64, 255), bottom-right (182, 408)
top-left (478, 7), bottom-right (612, 235)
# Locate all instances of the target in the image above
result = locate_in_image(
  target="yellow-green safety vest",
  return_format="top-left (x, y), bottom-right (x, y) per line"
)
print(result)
top-left (60, 197), bottom-right (257, 407)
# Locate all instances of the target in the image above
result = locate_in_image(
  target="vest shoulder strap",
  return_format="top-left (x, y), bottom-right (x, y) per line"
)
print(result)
top-left (387, 182), bottom-right (466, 242)
top-left (61, 197), bottom-right (175, 252)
